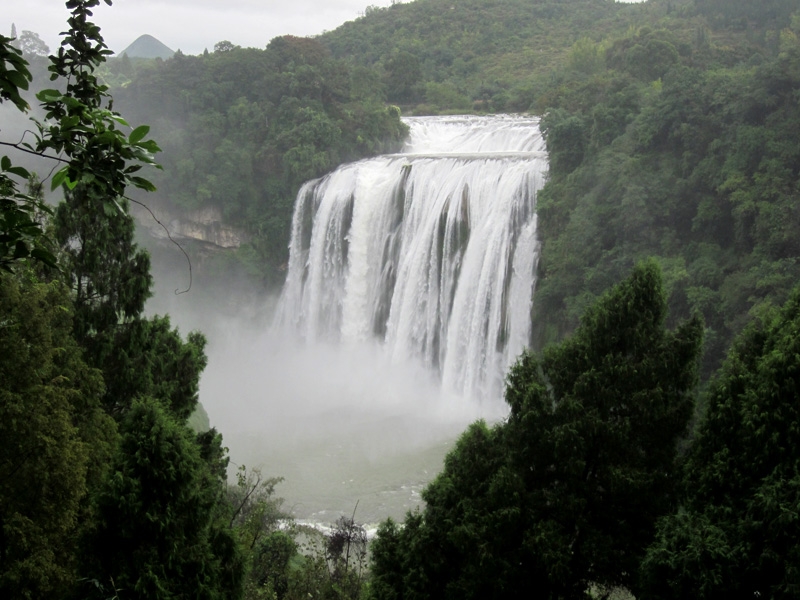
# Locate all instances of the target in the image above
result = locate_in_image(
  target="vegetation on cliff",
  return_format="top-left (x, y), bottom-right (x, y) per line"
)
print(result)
top-left (112, 37), bottom-right (407, 285)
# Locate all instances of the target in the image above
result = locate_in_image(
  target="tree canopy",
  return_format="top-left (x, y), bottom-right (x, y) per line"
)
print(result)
top-left (0, 3), bottom-right (242, 598)
top-left (641, 286), bottom-right (800, 599)
top-left (370, 261), bottom-right (703, 599)
top-left (112, 35), bottom-right (407, 286)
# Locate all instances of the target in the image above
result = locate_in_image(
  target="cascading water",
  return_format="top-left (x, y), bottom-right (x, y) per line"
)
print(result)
top-left (275, 115), bottom-right (548, 402)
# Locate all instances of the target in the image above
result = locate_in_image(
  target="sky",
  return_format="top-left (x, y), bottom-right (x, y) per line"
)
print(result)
top-left (5, 0), bottom-right (645, 58)
top-left (3, 0), bottom-right (407, 57)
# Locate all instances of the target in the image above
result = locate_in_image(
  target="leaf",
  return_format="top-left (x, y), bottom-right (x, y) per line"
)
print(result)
top-left (135, 139), bottom-right (161, 153)
top-left (13, 240), bottom-right (30, 259)
top-left (51, 167), bottom-right (69, 191)
top-left (30, 248), bottom-right (58, 268)
top-left (4, 70), bottom-right (30, 91)
top-left (1, 156), bottom-right (9, 170)
top-left (130, 176), bottom-right (157, 192)
top-left (8, 165), bottom-right (31, 179)
top-left (36, 88), bottom-right (63, 102)
top-left (129, 125), bottom-right (150, 145)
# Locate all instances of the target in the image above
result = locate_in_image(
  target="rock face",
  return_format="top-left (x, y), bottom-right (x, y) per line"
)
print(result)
top-left (135, 202), bottom-right (247, 250)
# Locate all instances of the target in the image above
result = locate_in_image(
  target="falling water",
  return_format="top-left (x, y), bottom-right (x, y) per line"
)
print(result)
top-left (275, 115), bottom-right (548, 402)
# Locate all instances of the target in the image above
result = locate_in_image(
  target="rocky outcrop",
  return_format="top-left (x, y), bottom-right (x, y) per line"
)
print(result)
top-left (135, 202), bottom-right (248, 250)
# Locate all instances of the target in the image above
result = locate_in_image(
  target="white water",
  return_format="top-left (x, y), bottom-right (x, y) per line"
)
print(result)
top-left (275, 114), bottom-right (547, 402)
top-left (175, 115), bottom-right (548, 525)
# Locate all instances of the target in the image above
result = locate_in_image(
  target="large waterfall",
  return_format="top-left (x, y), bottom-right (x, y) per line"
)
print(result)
top-left (187, 115), bottom-right (549, 522)
top-left (275, 115), bottom-right (548, 401)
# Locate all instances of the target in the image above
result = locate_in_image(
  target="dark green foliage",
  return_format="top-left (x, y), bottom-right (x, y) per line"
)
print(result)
top-left (640, 287), bottom-right (800, 599)
top-left (319, 0), bottom-right (637, 111)
top-left (0, 34), bottom-right (31, 112)
top-left (52, 132), bottom-right (207, 425)
top-left (90, 398), bottom-right (243, 600)
top-left (0, 36), bottom-right (57, 272)
top-left (113, 36), bottom-right (407, 286)
top-left (540, 110), bottom-right (588, 174)
top-left (0, 274), bottom-right (113, 599)
top-left (384, 51), bottom-right (423, 103)
top-left (55, 187), bottom-right (153, 344)
top-left (248, 531), bottom-right (297, 599)
top-left (35, 0), bottom-right (162, 203)
top-left (1, 4), bottom-right (242, 598)
top-left (534, 9), bottom-right (800, 377)
top-left (98, 316), bottom-right (207, 419)
top-left (695, 0), bottom-right (799, 28)
top-left (370, 262), bottom-right (703, 599)
top-left (44, 2), bottom-right (209, 422)
top-left (324, 514), bottom-right (368, 599)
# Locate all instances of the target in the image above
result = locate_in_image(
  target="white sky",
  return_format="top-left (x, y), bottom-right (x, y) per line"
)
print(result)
top-left (3, 0), bottom-right (407, 56)
top-left (5, 0), bottom-right (645, 58)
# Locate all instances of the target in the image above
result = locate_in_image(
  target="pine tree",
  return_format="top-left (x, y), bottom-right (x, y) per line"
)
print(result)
top-left (42, 0), bottom-right (206, 420)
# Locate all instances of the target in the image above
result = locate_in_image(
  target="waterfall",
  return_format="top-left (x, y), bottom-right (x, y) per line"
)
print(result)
top-left (275, 115), bottom-right (547, 401)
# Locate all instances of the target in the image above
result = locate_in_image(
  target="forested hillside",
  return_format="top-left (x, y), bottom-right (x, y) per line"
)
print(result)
top-left (320, 0), bottom-right (639, 112)
top-left (529, 0), bottom-right (800, 377)
top-left (112, 38), bottom-right (407, 286)
top-left (315, 0), bottom-right (800, 375)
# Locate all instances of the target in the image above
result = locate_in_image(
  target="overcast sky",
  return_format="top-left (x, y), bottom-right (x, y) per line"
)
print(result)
top-left (3, 0), bottom-right (407, 57)
top-left (5, 0), bottom-right (644, 58)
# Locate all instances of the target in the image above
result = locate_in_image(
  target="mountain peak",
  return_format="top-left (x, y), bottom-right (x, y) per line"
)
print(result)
top-left (118, 34), bottom-right (174, 59)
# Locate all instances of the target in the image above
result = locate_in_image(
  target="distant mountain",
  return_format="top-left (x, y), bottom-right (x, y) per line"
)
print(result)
top-left (118, 34), bottom-right (174, 59)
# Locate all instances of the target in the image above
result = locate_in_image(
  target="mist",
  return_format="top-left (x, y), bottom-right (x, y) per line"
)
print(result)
top-left (144, 254), bottom-right (504, 524)
top-left (139, 114), bottom-right (545, 524)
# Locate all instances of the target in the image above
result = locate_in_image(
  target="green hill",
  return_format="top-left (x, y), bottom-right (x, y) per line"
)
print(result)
top-left (318, 0), bottom-right (647, 112)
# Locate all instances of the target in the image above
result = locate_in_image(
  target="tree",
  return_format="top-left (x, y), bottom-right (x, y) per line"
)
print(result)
top-left (0, 36), bottom-right (56, 271)
top-left (324, 513), bottom-right (368, 599)
top-left (214, 40), bottom-right (238, 53)
top-left (16, 31), bottom-right (49, 58)
top-left (54, 185), bottom-right (208, 419)
top-left (54, 185), bottom-right (152, 346)
top-left (39, 0), bottom-right (208, 421)
top-left (383, 51), bottom-right (422, 103)
top-left (370, 261), bottom-right (704, 599)
top-left (1, 2), bottom-right (237, 598)
top-left (640, 287), bottom-right (800, 599)
top-left (88, 398), bottom-right (243, 600)
top-left (0, 274), bottom-right (113, 598)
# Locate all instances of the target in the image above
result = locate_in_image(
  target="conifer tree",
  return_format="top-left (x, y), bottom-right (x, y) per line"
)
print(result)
top-left (0, 275), bottom-right (113, 598)
top-left (0, 2), bottom-right (240, 598)
top-left (41, 0), bottom-right (207, 419)
top-left (89, 398), bottom-right (243, 600)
